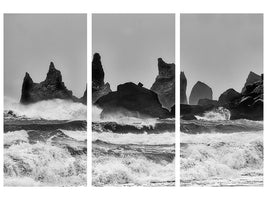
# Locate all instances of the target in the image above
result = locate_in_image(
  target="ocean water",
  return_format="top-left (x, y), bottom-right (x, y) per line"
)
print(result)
top-left (92, 107), bottom-right (175, 186)
top-left (4, 98), bottom-right (87, 186)
top-left (180, 109), bottom-right (263, 187)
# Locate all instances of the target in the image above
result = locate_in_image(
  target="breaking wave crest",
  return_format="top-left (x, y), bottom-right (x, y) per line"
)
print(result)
top-left (180, 131), bottom-right (263, 186)
top-left (93, 156), bottom-right (174, 186)
top-left (92, 106), bottom-right (158, 128)
top-left (4, 129), bottom-right (87, 186)
top-left (4, 97), bottom-right (87, 120)
top-left (4, 142), bottom-right (86, 186)
top-left (195, 107), bottom-right (231, 121)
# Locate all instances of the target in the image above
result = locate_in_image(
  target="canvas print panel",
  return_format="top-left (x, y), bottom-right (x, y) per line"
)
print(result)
top-left (180, 14), bottom-right (263, 186)
top-left (92, 14), bottom-right (175, 186)
top-left (4, 14), bottom-right (87, 186)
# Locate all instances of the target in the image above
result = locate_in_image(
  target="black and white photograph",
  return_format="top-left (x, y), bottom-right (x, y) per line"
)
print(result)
top-left (3, 14), bottom-right (87, 186)
top-left (92, 14), bottom-right (175, 186)
top-left (180, 14), bottom-right (263, 186)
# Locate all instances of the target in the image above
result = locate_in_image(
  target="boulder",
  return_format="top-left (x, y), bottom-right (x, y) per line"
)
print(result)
top-left (151, 58), bottom-right (175, 110)
top-left (189, 81), bottom-right (212, 105)
top-left (180, 72), bottom-right (188, 104)
top-left (92, 53), bottom-right (111, 103)
top-left (95, 82), bottom-right (171, 119)
top-left (20, 62), bottom-right (85, 104)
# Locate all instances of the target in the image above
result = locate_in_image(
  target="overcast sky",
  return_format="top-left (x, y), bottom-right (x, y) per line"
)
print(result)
top-left (181, 14), bottom-right (263, 100)
top-left (93, 14), bottom-right (175, 91)
top-left (4, 14), bottom-right (87, 100)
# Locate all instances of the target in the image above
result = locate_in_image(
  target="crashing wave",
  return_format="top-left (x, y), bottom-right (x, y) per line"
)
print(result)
top-left (4, 142), bottom-right (86, 186)
top-left (195, 107), bottom-right (231, 121)
top-left (4, 97), bottom-right (87, 120)
top-left (180, 131), bottom-right (263, 186)
top-left (92, 106), bottom-right (158, 128)
top-left (92, 156), bottom-right (174, 186)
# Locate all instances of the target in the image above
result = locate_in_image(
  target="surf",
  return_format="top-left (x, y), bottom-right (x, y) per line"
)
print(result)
top-left (4, 97), bottom-right (87, 120)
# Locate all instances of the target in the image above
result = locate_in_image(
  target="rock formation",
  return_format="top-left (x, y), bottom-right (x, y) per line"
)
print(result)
top-left (189, 81), bottom-right (212, 105)
top-left (198, 99), bottom-right (218, 107)
top-left (218, 89), bottom-right (241, 105)
top-left (20, 62), bottom-right (86, 104)
top-left (180, 72), bottom-right (188, 104)
top-left (95, 82), bottom-right (171, 119)
top-left (181, 71), bottom-right (263, 121)
top-left (241, 71), bottom-right (261, 93)
top-left (92, 53), bottom-right (111, 103)
top-left (80, 86), bottom-right (87, 105)
top-left (151, 58), bottom-right (175, 110)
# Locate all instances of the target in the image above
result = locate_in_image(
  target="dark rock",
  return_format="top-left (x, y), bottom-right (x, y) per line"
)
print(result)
top-left (151, 58), bottom-right (175, 110)
top-left (180, 104), bottom-right (215, 117)
top-left (20, 62), bottom-right (85, 104)
top-left (241, 71), bottom-right (261, 93)
top-left (220, 77), bottom-right (263, 120)
top-left (180, 72), bottom-right (188, 104)
top-left (80, 86), bottom-right (87, 105)
top-left (138, 82), bottom-right (143, 87)
top-left (95, 82), bottom-right (171, 119)
top-left (181, 73), bottom-right (264, 121)
top-left (198, 99), bottom-right (218, 106)
top-left (218, 89), bottom-right (241, 105)
top-left (170, 105), bottom-right (175, 117)
top-left (189, 81), bottom-right (212, 105)
top-left (92, 53), bottom-right (112, 103)
top-left (181, 114), bottom-right (197, 120)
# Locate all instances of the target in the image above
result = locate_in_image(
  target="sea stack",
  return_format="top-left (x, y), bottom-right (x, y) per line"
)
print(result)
top-left (180, 71), bottom-right (188, 104)
top-left (151, 58), bottom-right (175, 110)
top-left (189, 81), bottom-right (212, 105)
top-left (20, 62), bottom-right (86, 104)
top-left (92, 53), bottom-right (111, 103)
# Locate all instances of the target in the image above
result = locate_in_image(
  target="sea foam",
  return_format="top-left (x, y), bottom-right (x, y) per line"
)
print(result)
top-left (195, 107), bottom-right (231, 121)
top-left (4, 142), bottom-right (86, 186)
top-left (180, 131), bottom-right (263, 185)
top-left (4, 97), bottom-right (87, 120)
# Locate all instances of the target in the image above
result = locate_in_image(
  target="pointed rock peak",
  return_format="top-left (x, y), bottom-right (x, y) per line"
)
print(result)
top-left (180, 71), bottom-right (186, 78)
top-left (249, 71), bottom-right (260, 76)
top-left (158, 58), bottom-right (165, 65)
top-left (25, 72), bottom-right (31, 78)
top-left (93, 53), bottom-right (101, 64)
top-left (246, 71), bottom-right (261, 81)
top-left (24, 72), bottom-right (33, 83)
top-left (242, 71), bottom-right (261, 92)
top-left (45, 62), bottom-right (62, 83)
top-left (49, 61), bottom-right (55, 70)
